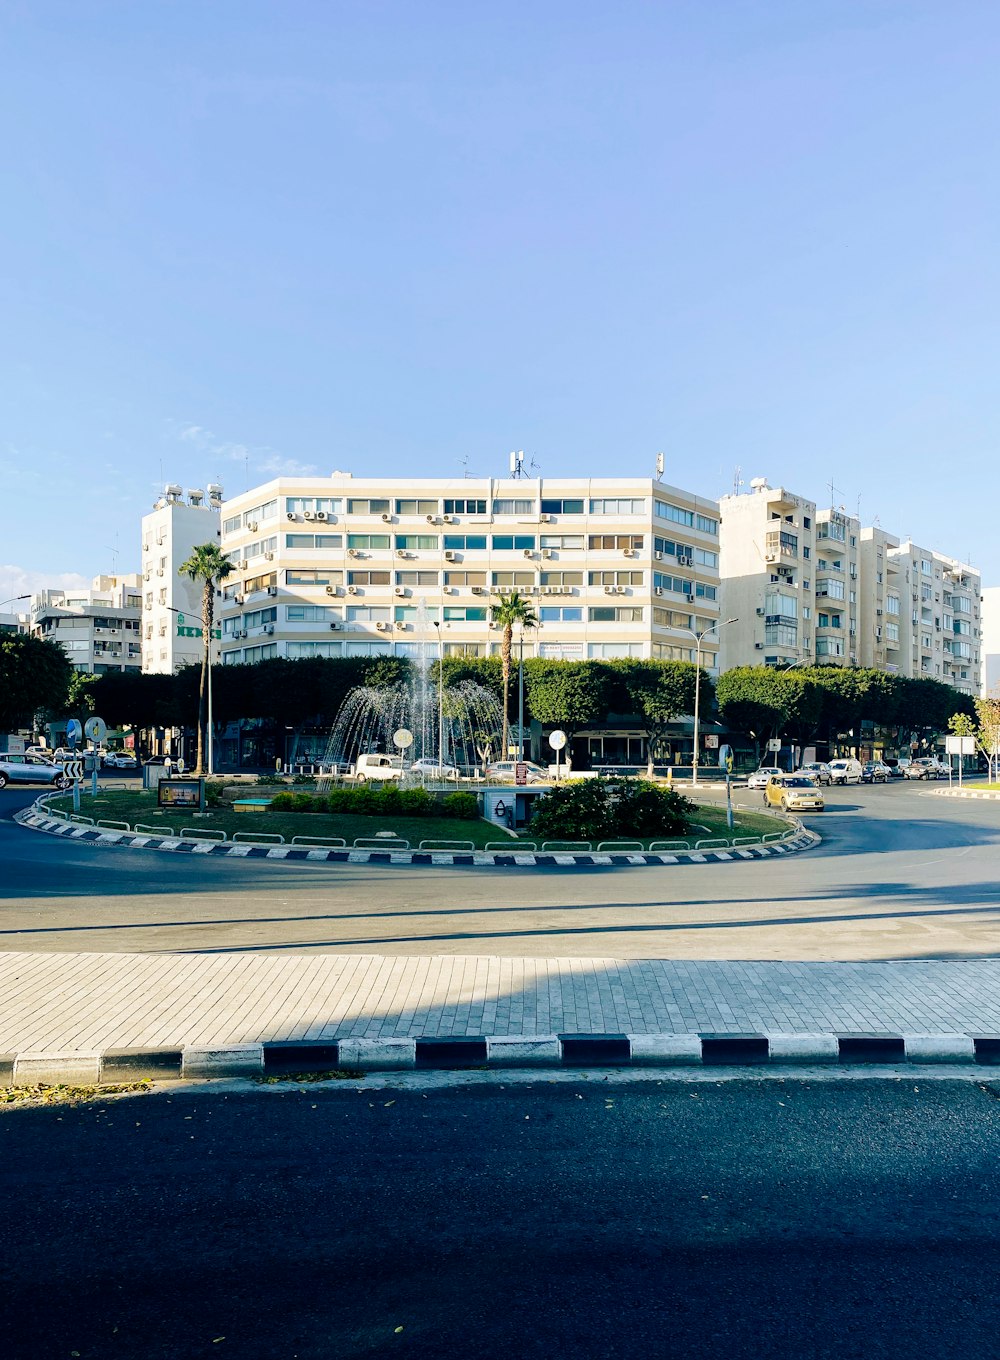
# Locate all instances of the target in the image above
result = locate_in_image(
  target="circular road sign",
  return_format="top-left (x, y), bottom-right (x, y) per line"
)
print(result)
top-left (393, 728), bottom-right (414, 750)
top-left (65, 718), bottom-right (83, 747)
top-left (548, 729), bottom-right (567, 751)
top-left (84, 716), bottom-right (108, 744)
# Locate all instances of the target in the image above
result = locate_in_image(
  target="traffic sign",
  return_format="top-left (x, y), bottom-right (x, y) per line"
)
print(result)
top-left (64, 759), bottom-right (84, 781)
top-left (84, 716), bottom-right (107, 744)
top-left (515, 762), bottom-right (528, 786)
top-left (718, 744), bottom-right (733, 769)
top-left (548, 730), bottom-right (567, 751)
top-left (66, 719), bottom-right (83, 748)
top-left (393, 728), bottom-right (414, 750)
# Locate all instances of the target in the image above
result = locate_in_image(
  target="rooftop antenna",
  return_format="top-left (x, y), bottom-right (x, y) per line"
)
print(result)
top-left (527, 455), bottom-right (540, 476)
top-left (827, 476), bottom-right (843, 510)
top-left (732, 464), bottom-right (743, 496)
top-left (104, 533), bottom-right (120, 578)
top-left (655, 451), bottom-right (664, 482)
top-left (509, 450), bottom-right (525, 480)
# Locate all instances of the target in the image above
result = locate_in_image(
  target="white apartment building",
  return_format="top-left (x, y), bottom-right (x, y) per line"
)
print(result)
top-left (216, 474), bottom-right (722, 670)
top-left (718, 480), bottom-right (819, 669)
top-left (857, 526), bottom-right (905, 673)
top-left (982, 586), bottom-right (1000, 696)
top-left (885, 541), bottom-right (981, 697)
top-left (141, 485), bottom-right (225, 673)
top-left (31, 575), bottom-right (143, 673)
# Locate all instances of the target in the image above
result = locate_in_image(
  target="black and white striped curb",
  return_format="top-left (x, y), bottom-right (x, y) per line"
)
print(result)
top-left (13, 807), bottom-right (818, 868)
top-left (5, 1032), bottom-right (1000, 1085)
top-left (928, 787), bottom-right (1000, 801)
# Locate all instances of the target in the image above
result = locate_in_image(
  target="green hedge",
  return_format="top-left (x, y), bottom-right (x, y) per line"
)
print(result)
top-left (529, 778), bottom-right (694, 841)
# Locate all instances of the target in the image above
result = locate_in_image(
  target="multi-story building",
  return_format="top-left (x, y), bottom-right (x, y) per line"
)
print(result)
top-left (0, 608), bottom-right (27, 635)
top-left (718, 479), bottom-right (818, 669)
top-left (883, 542), bottom-right (981, 697)
top-left (982, 586), bottom-right (1000, 696)
top-left (141, 484), bottom-right (224, 673)
top-left (31, 575), bottom-right (143, 673)
top-left (857, 527), bottom-right (905, 673)
top-left (216, 474), bottom-right (722, 671)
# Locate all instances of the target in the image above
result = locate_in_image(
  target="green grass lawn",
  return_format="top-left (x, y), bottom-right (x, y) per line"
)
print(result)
top-left (964, 782), bottom-right (1000, 791)
top-left (47, 788), bottom-right (789, 850)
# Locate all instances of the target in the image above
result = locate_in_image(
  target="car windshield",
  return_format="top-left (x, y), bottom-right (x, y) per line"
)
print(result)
top-left (786, 778), bottom-right (812, 788)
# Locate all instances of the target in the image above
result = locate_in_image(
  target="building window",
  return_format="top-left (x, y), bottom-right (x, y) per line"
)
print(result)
top-left (443, 535), bottom-right (488, 551)
top-left (539, 607), bottom-right (584, 623)
top-left (442, 571), bottom-right (487, 586)
top-left (443, 606), bottom-right (488, 622)
top-left (492, 535), bottom-right (536, 551)
top-left (347, 534), bottom-right (390, 550)
top-left (541, 498), bottom-right (584, 514)
top-left (540, 535), bottom-right (585, 550)
top-left (396, 571), bottom-right (440, 586)
top-left (588, 571), bottom-right (644, 586)
top-left (286, 497), bottom-right (341, 515)
top-left (539, 571), bottom-right (583, 586)
top-left (492, 499), bottom-right (534, 515)
top-left (589, 534), bottom-right (643, 551)
top-left (588, 606), bottom-right (644, 623)
top-left (347, 499), bottom-right (391, 515)
top-left (285, 533), bottom-right (343, 549)
top-left (285, 569), bottom-right (342, 586)
top-left (443, 498), bottom-right (487, 515)
top-left (589, 497), bottom-right (646, 515)
top-left (394, 535), bottom-right (438, 550)
top-left (347, 571), bottom-right (391, 586)
top-left (492, 571), bottom-right (534, 587)
top-left (346, 606), bottom-right (391, 624)
top-left (395, 499), bottom-right (438, 516)
top-left (286, 641), bottom-right (342, 657)
top-left (587, 642), bottom-right (644, 658)
top-left (286, 605), bottom-right (337, 622)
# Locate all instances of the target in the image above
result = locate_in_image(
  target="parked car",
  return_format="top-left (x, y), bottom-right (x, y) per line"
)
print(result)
top-left (484, 760), bottom-right (549, 784)
top-left (351, 752), bottom-right (405, 782)
top-left (860, 761), bottom-right (890, 784)
top-left (828, 758), bottom-right (863, 785)
top-left (763, 775), bottom-right (825, 813)
top-left (104, 751), bottom-right (139, 770)
top-left (746, 766), bottom-right (783, 790)
top-left (796, 761), bottom-right (833, 786)
top-left (904, 757), bottom-right (948, 780)
top-left (882, 758), bottom-right (907, 778)
top-left (408, 758), bottom-right (462, 781)
top-left (144, 755), bottom-right (182, 774)
top-left (0, 753), bottom-right (71, 789)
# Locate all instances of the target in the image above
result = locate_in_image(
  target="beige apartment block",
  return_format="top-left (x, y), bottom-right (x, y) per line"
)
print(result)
top-left (141, 485), bottom-right (224, 674)
top-left (718, 479), bottom-right (818, 670)
top-left (216, 474), bottom-right (722, 671)
top-left (857, 526), bottom-right (906, 673)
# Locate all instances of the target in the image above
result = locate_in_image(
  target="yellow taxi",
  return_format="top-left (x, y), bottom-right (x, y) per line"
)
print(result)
top-left (763, 774), bottom-right (825, 813)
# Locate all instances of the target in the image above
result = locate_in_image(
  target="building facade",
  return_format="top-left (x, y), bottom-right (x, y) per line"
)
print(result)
top-left (31, 575), bottom-right (143, 673)
top-left (982, 586), bottom-right (1000, 697)
top-left (215, 474), bottom-right (723, 671)
top-left (141, 485), bottom-right (225, 673)
top-left (883, 542), bottom-right (981, 697)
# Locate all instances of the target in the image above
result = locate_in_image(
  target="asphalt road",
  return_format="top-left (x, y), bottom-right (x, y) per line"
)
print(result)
top-left (2, 782), bottom-right (999, 959)
top-left (3, 1078), bottom-right (1000, 1359)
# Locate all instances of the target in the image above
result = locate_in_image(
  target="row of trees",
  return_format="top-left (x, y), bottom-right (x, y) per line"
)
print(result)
top-left (45, 652), bottom-right (976, 768)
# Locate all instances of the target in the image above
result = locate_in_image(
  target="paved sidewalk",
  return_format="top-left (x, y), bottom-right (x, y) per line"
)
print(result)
top-left (4, 951), bottom-right (1000, 1053)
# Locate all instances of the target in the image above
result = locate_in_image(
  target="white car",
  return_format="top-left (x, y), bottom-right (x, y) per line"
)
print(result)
top-left (746, 766), bottom-right (783, 790)
top-left (408, 758), bottom-right (462, 781)
top-left (351, 752), bottom-right (405, 783)
top-left (828, 758), bottom-right (863, 785)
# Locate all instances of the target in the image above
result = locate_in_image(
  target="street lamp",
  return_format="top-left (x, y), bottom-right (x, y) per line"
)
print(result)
top-left (517, 624), bottom-right (526, 763)
top-left (0, 594), bottom-right (29, 610)
top-left (686, 617), bottom-right (738, 787)
top-left (431, 620), bottom-right (444, 773)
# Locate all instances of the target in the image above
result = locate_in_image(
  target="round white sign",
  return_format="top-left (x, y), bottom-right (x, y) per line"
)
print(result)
top-left (548, 729), bottom-right (567, 751)
top-left (84, 716), bottom-right (107, 744)
top-left (393, 728), bottom-right (414, 750)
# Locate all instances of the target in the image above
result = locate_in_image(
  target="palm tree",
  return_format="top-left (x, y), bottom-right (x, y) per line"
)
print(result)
top-left (178, 543), bottom-right (233, 775)
top-left (490, 590), bottom-right (538, 760)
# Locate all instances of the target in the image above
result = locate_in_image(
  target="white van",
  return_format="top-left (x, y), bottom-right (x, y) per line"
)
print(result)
top-left (827, 758), bottom-right (863, 786)
top-left (352, 752), bottom-right (405, 783)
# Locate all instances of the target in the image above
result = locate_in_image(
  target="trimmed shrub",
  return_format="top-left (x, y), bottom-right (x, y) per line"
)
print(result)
top-left (442, 791), bottom-right (479, 820)
top-left (528, 776), bottom-right (693, 842)
top-left (269, 792), bottom-right (296, 811)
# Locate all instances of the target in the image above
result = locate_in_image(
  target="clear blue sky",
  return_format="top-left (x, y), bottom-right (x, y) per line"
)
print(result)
top-left (2, 0), bottom-right (998, 595)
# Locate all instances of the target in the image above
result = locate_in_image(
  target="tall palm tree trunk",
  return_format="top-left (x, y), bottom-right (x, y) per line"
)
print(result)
top-left (195, 579), bottom-right (213, 775)
top-left (500, 623), bottom-right (513, 759)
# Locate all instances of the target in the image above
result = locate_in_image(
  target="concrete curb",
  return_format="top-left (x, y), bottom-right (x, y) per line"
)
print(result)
top-left (928, 787), bottom-right (1000, 801)
top-left (13, 804), bottom-right (820, 869)
top-left (6, 1033), bottom-right (1000, 1085)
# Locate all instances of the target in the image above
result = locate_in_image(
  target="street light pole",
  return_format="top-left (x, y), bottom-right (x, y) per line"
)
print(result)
top-left (517, 627), bottom-right (525, 762)
top-left (687, 617), bottom-right (738, 787)
top-left (432, 621), bottom-right (444, 773)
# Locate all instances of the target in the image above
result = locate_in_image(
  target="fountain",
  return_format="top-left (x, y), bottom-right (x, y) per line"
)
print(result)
top-left (317, 598), bottom-right (504, 785)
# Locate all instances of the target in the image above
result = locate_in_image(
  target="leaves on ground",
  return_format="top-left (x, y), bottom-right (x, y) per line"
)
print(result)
top-left (0, 1081), bottom-right (151, 1106)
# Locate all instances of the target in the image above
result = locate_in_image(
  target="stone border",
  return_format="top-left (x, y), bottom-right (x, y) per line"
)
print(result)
top-left (4, 1032), bottom-right (998, 1085)
top-left (927, 787), bottom-right (1000, 801)
top-left (13, 803), bottom-right (819, 868)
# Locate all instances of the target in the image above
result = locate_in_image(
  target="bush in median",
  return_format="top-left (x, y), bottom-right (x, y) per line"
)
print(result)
top-left (441, 791), bottom-right (479, 820)
top-left (529, 777), bottom-right (694, 842)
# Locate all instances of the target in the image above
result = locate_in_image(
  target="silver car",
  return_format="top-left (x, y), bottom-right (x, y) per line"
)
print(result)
top-left (0, 753), bottom-right (71, 790)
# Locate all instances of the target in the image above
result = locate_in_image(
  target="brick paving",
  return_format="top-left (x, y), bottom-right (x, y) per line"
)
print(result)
top-left (3, 952), bottom-right (1000, 1053)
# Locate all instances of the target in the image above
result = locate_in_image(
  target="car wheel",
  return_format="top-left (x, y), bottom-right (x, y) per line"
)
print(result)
top-left (355, 774), bottom-right (367, 784)
top-left (0, 773), bottom-right (7, 789)
top-left (780, 798), bottom-right (788, 811)
top-left (55, 775), bottom-right (70, 790)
